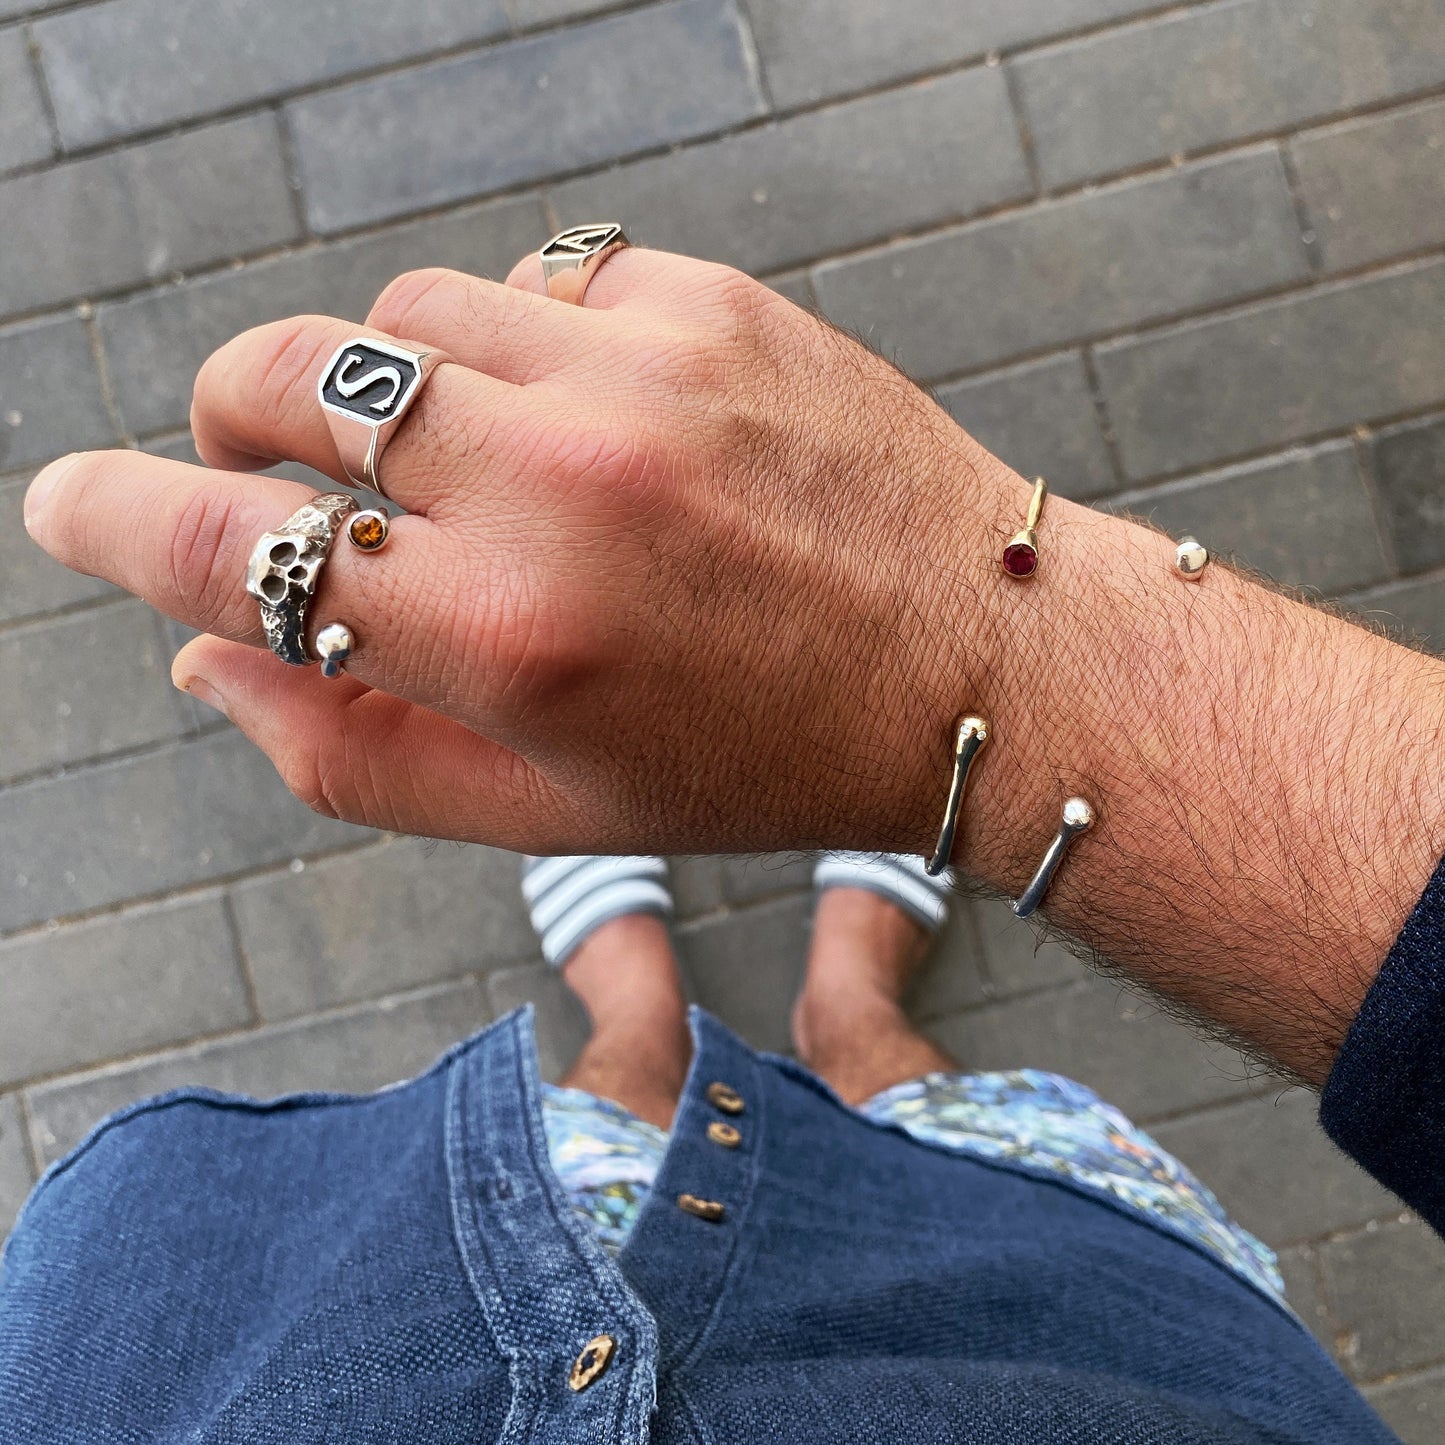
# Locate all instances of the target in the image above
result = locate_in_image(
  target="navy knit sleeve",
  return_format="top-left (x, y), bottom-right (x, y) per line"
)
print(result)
top-left (1320, 851), bottom-right (1445, 1234)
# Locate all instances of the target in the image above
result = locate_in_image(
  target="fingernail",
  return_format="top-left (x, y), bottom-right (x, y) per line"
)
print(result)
top-left (23, 454), bottom-right (83, 539)
top-left (177, 673), bottom-right (228, 719)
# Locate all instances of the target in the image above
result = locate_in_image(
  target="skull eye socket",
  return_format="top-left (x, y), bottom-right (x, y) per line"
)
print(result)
top-left (288, 565), bottom-right (308, 581)
top-left (259, 574), bottom-right (287, 602)
top-left (269, 541), bottom-right (298, 566)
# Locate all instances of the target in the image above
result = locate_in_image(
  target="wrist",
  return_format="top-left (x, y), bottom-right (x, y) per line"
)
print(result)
top-left (897, 430), bottom-right (1445, 1079)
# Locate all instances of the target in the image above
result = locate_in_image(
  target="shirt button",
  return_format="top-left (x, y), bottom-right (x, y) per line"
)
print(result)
top-left (677, 1193), bottom-right (727, 1222)
top-left (707, 1121), bottom-right (742, 1148)
top-left (568, 1334), bottom-right (617, 1392)
top-left (706, 1081), bottom-right (745, 1114)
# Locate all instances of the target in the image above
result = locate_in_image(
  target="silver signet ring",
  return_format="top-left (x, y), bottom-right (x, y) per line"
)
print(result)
top-left (539, 223), bottom-right (629, 305)
top-left (317, 337), bottom-right (452, 502)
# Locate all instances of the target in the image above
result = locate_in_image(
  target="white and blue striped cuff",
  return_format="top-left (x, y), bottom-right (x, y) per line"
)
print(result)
top-left (521, 855), bottom-right (674, 967)
top-left (812, 852), bottom-right (953, 933)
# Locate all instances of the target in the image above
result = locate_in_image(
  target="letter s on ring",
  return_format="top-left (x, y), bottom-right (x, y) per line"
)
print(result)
top-left (334, 352), bottom-right (404, 414)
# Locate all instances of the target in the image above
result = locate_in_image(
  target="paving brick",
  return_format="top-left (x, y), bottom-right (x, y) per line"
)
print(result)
top-left (0, 894), bottom-right (250, 1087)
top-left (1319, 1216), bottom-right (1445, 1379)
top-left (675, 893), bottom-right (810, 1053)
top-left (0, 730), bottom-right (363, 934)
top-left (33, 0), bottom-right (508, 148)
top-left (1150, 1091), bottom-right (1398, 1247)
top-left (287, 0), bottom-right (765, 234)
top-left (24, 979), bottom-right (492, 1164)
top-left (905, 905), bottom-right (990, 1020)
top-left (1365, 413), bottom-right (1445, 575)
top-left (719, 852), bottom-right (813, 906)
top-left (669, 857), bottom-right (727, 919)
top-left (814, 149), bottom-right (1306, 382)
top-left (231, 836), bottom-right (536, 1020)
top-left (1095, 257), bottom-right (1445, 481)
top-left (0, 114), bottom-right (298, 321)
top-left (1013, 0), bottom-right (1445, 190)
top-left (747, 0), bottom-right (1166, 108)
top-left (0, 1093), bottom-right (36, 1237)
top-left (968, 898), bottom-right (1088, 1000)
top-left (486, 962), bottom-right (590, 1084)
top-left (552, 69), bottom-right (1029, 276)
top-left (763, 270), bottom-right (814, 310)
top-left (0, 601), bottom-right (190, 782)
top-left (1276, 1246), bottom-right (1339, 1354)
top-left (1106, 440), bottom-right (1390, 594)
top-left (1345, 573), bottom-right (1445, 654)
top-left (935, 352), bottom-right (1117, 500)
top-left (97, 193), bottom-right (545, 438)
top-left (1367, 1365), bottom-right (1445, 1445)
top-left (0, 313), bottom-right (115, 473)
top-left (0, 475), bottom-right (116, 624)
top-left (927, 969), bottom-right (1265, 1121)
top-left (0, 25), bottom-right (52, 174)
top-left (1292, 99), bottom-right (1445, 273)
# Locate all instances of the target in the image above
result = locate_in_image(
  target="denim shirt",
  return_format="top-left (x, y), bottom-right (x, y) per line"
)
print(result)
top-left (0, 1008), bottom-right (1394, 1443)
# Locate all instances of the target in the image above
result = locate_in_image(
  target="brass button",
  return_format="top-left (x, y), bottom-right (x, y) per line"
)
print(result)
top-left (568, 1334), bottom-right (616, 1392)
top-left (677, 1193), bottom-right (726, 1223)
top-left (707, 1121), bottom-right (742, 1148)
top-left (706, 1081), bottom-right (744, 1114)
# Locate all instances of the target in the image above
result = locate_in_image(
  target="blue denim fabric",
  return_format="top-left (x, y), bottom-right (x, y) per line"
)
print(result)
top-left (0, 1008), bottom-right (1396, 1442)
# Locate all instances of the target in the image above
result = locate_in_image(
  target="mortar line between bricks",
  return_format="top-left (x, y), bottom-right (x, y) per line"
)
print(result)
top-left (0, 832), bottom-right (388, 945)
top-left (1078, 346), bottom-right (1129, 492)
top-left (12, 1089), bottom-right (44, 1184)
top-left (19, 20), bottom-right (62, 159)
top-left (0, 713), bottom-right (234, 791)
top-left (1345, 554), bottom-right (1445, 605)
top-left (0, 588), bottom-right (133, 640)
top-left (732, 0), bottom-right (776, 116)
top-left (220, 891), bottom-right (265, 1027)
top-left (999, 57), bottom-right (1042, 199)
top-left (1101, 396), bottom-right (1445, 500)
top-left (271, 103), bottom-right (311, 242)
top-left (10, 974), bottom-right (487, 1098)
top-left (1275, 138), bottom-right (1322, 276)
top-left (914, 245), bottom-right (1445, 396)
top-left (5, 80), bottom-right (1445, 338)
top-left (79, 302), bottom-right (132, 447)
top-left (1348, 430), bottom-right (1404, 580)
top-left (1298, 1242), bottom-right (1353, 1362)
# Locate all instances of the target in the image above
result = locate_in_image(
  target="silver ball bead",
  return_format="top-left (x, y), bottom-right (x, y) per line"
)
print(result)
top-left (315, 622), bottom-right (354, 679)
top-left (1062, 797), bottom-right (1095, 831)
top-left (1174, 536), bottom-right (1209, 579)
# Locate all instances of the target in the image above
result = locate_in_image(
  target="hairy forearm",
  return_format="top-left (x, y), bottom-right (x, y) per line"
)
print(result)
top-left (888, 429), bottom-right (1445, 1084)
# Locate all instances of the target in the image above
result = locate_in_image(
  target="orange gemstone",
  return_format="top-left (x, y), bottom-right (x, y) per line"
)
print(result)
top-left (348, 513), bottom-right (388, 550)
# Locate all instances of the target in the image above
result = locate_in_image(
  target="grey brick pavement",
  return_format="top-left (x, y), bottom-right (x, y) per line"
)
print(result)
top-left (2, 0), bottom-right (1444, 1430)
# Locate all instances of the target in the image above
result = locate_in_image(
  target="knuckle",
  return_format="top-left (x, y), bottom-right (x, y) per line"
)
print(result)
top-left (367, 268), bottom-right (456, 335)
top-left (166, 486), bottom-right (250, 634)
top-left (200, 317), bottom-right (337, 446)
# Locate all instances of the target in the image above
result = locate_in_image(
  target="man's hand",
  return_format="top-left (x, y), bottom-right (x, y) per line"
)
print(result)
top-left (23, 247), bottom-right (1445, 1083)
top-left (23, 251), bottom-right (1007, 855)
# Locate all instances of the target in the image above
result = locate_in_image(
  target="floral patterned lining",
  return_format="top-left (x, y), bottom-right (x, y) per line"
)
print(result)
top-left (539, 1070), bottom-right (1284, 1304)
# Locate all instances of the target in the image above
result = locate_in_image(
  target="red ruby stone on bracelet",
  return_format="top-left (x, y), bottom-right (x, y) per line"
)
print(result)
top-left (1001, 539), bottom-right (1039, 577)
